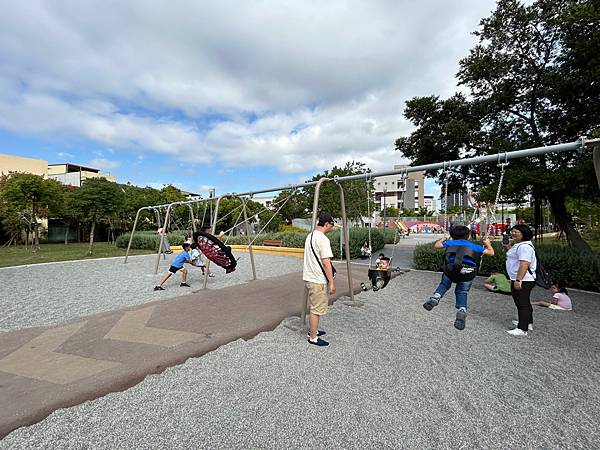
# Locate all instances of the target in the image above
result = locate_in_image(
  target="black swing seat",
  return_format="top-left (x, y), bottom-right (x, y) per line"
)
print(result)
top-left (443, 245), bottom-right (482, 283)
top-left (368, 267), bottom-right (391, 290)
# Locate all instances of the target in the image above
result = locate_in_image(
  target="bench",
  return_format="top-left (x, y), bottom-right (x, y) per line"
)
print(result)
top-left (263, 239), bottom-right (283, 247)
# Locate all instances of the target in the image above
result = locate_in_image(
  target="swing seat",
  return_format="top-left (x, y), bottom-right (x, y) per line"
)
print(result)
top-left (368, 268), bottom-right (391, 290)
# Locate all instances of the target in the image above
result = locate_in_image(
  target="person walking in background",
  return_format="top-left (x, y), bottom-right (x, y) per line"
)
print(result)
top-left (504, 224), bottom-right (537, 336)
top-left (303, 213), bottom-right (336, 347)
top-left (154, 243), bottom-right (193, 290)
top-left (532, 281), bottom-right (572, 311)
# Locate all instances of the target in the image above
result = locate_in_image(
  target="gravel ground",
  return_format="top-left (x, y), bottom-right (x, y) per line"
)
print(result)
top-left (0, 253), bottom-right (303, 332)
top-left (2, 267), bottom-right (599, 449)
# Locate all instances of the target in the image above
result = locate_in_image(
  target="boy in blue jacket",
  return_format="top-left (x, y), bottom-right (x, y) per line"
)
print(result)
top-left (423, 225), bottom-right (494, 330)
top-left (154, 243), bottom-right (193, 290)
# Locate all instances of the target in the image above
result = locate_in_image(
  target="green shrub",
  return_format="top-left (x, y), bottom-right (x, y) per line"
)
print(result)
top-left (116, 231), bottom-right (187, 250)
top-left (413, 241), bottom-right (600, 292)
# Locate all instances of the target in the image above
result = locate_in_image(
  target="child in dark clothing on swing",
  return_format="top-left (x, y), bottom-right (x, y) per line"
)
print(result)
top-left (423, 225), bottom-right (494, 330)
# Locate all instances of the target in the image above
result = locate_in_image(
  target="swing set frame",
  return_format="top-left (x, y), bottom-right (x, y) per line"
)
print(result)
top-left (123, 137), bottom-right (598, 322)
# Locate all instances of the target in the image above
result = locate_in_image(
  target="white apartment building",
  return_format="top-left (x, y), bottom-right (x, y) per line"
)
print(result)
top-left (373, 165), bottom-right (425, 212)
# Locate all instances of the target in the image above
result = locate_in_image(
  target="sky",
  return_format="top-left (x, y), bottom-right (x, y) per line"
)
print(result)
top-left (0, 0), bottom-right (499, 201)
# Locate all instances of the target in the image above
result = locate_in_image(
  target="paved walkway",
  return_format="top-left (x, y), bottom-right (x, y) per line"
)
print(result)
top-left (0, 265), bottom-right (365, 438)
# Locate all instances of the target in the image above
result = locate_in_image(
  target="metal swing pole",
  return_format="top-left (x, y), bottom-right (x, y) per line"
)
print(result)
top-left (124, 206), bottom-right (146, 263)
top-left (239, 195), bottom-right (257, 281)
top-left (203, 195), bottom-right (226, 290)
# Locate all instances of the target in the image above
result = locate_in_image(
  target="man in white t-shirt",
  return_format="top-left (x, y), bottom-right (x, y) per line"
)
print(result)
top-left (303, 213), bottom-right (336, 347)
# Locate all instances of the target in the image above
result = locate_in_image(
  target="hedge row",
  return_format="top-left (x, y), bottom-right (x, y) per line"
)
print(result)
top-left (115, 231), bottom-right (187, 250)
top-left (413, 241), bottom-right (600, 292)
top-left (117, 228), bottom-right (387, 260)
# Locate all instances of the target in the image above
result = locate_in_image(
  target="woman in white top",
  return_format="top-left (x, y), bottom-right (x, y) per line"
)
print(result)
top-left (532, 280), bottom-right (572, 310)
top-left (503, 224), bottom-right (537, 336)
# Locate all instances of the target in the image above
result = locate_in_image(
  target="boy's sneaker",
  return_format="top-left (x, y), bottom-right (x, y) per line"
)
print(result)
top-left (154, 286), bottom-right (165, 291)
top-left (208, 273), bottom-right (215, 278)
top-left (307, 338), bottom-right (329, 347)
top-left (306, 330), bottom-right (326, 339)
top-left (180, 282), bottom-right (191, 287)
top-left (506, 328), bottom-right (528, 337)
top-left (512, 320), bottom-right (533, 331)
top-left (423, 296), bottom-right (440, 311)
top-left (454, 309), bottom-right (467, 330)
top-left (360, 282), bottom-right (368, 291)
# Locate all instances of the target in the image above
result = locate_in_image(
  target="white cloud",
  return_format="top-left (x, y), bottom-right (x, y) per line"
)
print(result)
top-left (0, 0), bottom-right (497, 175)
top-left (88, 158), bottom-right (121, 170)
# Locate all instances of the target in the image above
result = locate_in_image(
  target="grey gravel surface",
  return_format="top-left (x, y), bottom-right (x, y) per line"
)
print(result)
top-left (0, 253), bottom-right (302, 332)
top-left (2, 268), bottom-right (599, 449)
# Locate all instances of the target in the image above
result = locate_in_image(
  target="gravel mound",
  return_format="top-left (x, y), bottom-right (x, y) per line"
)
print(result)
top-left (2, 269), bottom-right (599, 449)
top-left (0, 253), bottom-right (303, 332)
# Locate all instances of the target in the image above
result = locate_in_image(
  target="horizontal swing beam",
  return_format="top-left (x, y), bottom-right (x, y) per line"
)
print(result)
top-left (227, 138), bottom-right (597, 198)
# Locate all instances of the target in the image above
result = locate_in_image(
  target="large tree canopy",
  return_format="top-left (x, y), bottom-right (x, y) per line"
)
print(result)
top-left (396, 0), bottom-right (599, 250)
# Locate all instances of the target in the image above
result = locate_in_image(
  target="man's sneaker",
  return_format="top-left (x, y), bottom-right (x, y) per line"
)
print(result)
top-left (154, 286), bottom-right (165, 291)
top-left (506, 328), bottom-right (528, 337)
top-left (423, 296), bottom-right (440, 311)
top-left (308, 338), bottom-right (330, 347)
top-left (454, 309), bottom-right (467, 330)
top-left (180, 282), bottom-right (191, 287)
top-left (208, 273), bottom-right (215, 278)
top-left (512, 320), bottom-right (533, 331)
top-left (306, 330), bottom-right (326, 339)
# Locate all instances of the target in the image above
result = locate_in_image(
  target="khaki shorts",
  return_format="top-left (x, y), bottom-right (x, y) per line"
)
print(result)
top-left (305, 281), bottom-right (329, 316)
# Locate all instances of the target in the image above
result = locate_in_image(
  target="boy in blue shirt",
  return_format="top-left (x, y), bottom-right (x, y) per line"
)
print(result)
top-left (423, 225), bottom-right (494, 330)
top-left (154, 243), bottom-right (193, 290)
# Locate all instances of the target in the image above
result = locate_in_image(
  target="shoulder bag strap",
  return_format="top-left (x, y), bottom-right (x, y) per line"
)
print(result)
top-left (310, 232), bottom-right (331, 282)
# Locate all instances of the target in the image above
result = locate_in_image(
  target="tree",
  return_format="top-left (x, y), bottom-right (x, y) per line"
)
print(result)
top-left (0, 173), bottom-right (62, 250)
top-left (396, 0), bottom-right (599, 251)
top-left (271, 190), bottom-right (310, 223)
top-left (303, 161), bottom-right (374, 223)
top-left (71, 178), bottom-right (125, 254)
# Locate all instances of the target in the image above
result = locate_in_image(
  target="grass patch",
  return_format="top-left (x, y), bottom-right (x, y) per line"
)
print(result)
top-left (0, 242), bottom-right (155, 268)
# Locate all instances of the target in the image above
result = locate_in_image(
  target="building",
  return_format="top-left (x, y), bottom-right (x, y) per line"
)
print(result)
top-left (423, 195), bottom-right (436, 212)
top-left (373, 165), bottom-right (425, 212)
top-left (0, 153), bottom-right (48, 178)
top-left (252, 195), bottom-right (277, 209)
top-left (47, 163), bottom-right (116, 187)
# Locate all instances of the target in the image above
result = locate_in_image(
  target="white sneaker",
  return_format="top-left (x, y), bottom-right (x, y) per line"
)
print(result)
top-left (506, 328), bottom-right (528, 337)
top-left (512, 320), bottom-right (533, 331)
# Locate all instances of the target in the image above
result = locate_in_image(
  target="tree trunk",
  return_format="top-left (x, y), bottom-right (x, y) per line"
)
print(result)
top-left (594, 145), bottom-right (600, 190)
top-left (64, 223), bottom-right (69, 245)
top-left (547, 191), bottom-right (591, 252)
top-left (88, 221), bottom-right (96, 255)
top-left (32, 200), bottom-right (40, 252)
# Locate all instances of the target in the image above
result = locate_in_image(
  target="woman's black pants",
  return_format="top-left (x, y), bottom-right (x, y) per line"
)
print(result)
top-left (511, 281), bottom-right (536, 331)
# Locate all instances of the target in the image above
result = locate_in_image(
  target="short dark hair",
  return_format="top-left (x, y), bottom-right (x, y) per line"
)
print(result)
top-left (450, 225), bottom-right (470, 240)
top-left (201, 225), bottom-right (212, 233)
top-left (511, 224), bottom-right (533, 241)
top-left (182, 242), bottom-right (191, 250)
top-left (317, 213), bottom-right (334, 226)
top-left (190, 242), bottom-right (198, 249)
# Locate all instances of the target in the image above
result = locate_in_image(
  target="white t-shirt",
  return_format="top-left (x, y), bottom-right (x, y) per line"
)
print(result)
top-left (303, 230), bottom-right (334, 284)
top-left (505, 242), bottom-right (537, 281)
top-left (190, 248), bottom-right (204, 267)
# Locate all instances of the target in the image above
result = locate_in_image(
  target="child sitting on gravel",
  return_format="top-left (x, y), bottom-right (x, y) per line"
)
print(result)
top-left (531, 280), bottom-right (572, 311)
